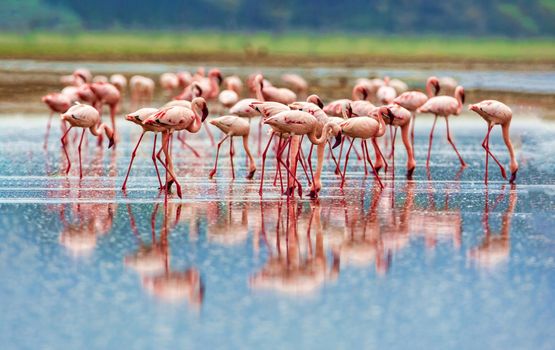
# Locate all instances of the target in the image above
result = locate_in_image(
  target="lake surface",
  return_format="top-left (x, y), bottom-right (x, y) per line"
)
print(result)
top-left (1, 113), bottom-right (555, 349)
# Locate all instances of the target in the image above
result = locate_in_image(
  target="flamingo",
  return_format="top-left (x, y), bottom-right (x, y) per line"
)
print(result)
top-left (218, 76), bottom-right (242, 108)
top-left (60, 103), bottom-right (115, 178)
top-left (93, 75), bottom-right (108, 83)
top-left (121, 108), bottom-right (166, 190)
top-left (89, 82), bottom-right (121, 141)
top-left (42, 92), bottom-right (71, 149)
top-left (439, 76), bottom-right (458, 95)
top-left (417, 86), bottom-right (467, 168)
top-left (383, 104), bottom-right (416, 179)
top-left (393, 76), bottom-right (440, 145)
top-left (174, 81), bottom-right (203, 101)
top-left (109, 74), bottom-right (127, 93)
top-left (376, 77), bottom-right (397, 105)
top-left (338, 106), bottom-right (391, 189)
top-left (196, 68), bottom-right (223, 100)
top-left (281, 73), bottom-right (308, 95)
top-left (254, 74), bottom-right (297, 105)
top-left (263, 110), bottom-right (342, 197)
top-left (177, 71), bottom-right (193, 89)
top-left (208, 115), bottom-right (256, 180)
top-left (323, 83), bottom-right (373, 117)
top-left (160, 73), bottom-right (180, 95)
top-left (143, 97), bottom-right (209, 199)
top-left (229, 98), bottom-right (261, 119)
top-left (468, 100), bottom-right (518, 184)
top-left (130, 75), bottom-right (155, 109)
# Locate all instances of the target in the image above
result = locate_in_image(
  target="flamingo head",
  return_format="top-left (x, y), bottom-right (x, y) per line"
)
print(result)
top-left (456, 86), bottom-right (466, 104)
top-left (209, 68), bottom-right (223, 85)
top-left (192, 82), bottom-right (203, 98)
top-left (307, 94), bottom-right (324, 109)
top-left (428, 76), bottom-right (440, 95)
top-left (329, 124), bottom-right (342, 149)
top-left (352, 84), bottom-right (369, 101)
top-left (192, 97), bottom-right (209, 121)
top-left (379, 106), bottom-right (395, 123)
top-left (73, 72), bottom-right (88, 85)
top-left (248, 101), bottom-right (263, 113)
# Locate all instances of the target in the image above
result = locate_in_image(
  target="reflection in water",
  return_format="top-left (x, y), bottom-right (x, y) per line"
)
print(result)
top-left (125, 203), bottom-right (204, 308)
top-left (469, 185), bottom-right (518, 268)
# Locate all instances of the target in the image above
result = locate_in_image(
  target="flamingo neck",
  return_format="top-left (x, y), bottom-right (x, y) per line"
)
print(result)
top-left (308, 122), bottom-right (332, 145)
top-left (188, 102), bottom-right (203, 133)
top-left (502, 122), bottom-right (518, 173)
top-left (425, 81), bottom-right (434, 98)
top-left (376, 113), bottom-right (386, 137)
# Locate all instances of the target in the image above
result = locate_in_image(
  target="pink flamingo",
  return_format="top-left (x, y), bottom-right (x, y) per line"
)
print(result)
top-left (208, 115), bottom-right (256, 179)
top-left (177, 71), bottom-right (193, 89)
top-left (121, 108), bottom-right (165, 190)
top-left (384, 104), bottom-right (416, 179)
top-left (174, 81), bottom-right (203, 101)
top-left (130, 75), bottom-right (155, 109)
top-left (89, 82), bottom-right (121, 141)
top-left (338, 106), bottom-right (390, 189)
top-left (229, 98), bottom-right (261, 119)
top-left (254, 74), bottom-right (297, 105)
top-left (376, 77), bottom-right (397, 105)
top-left (218, 76), bottom-right (242, 108)
top-left (143, 97), bottom-right (209, 198)
top-left (417, 85), bottom-right (467, 168)
top-left (60, 103), bottom-right (115, 178)
top-left (281, 73), bottom-right (308, 95)
top-left (469, 100), bottom-right (518, 184)
top-left (109, 74), bottom-right (127, 93)
top-left (160, 73), bottom-right (180, 95)
top-left (323, 84), bottom-right (373, 117)
top-left (394, 76), bottom-right (440, 145)
top-left (196, 68), bottom-right (223, 100)
top-left (42, 92), bottom-right (71, 149)
top-left (263, 110), bottom-right (342, 197)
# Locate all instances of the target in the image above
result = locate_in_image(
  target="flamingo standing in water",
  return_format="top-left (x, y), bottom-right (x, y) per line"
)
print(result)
top-left (384, 104), bottom-right (416, 179)
top-left (208, 115), bottom-right (256, 180)
top-left (160, 73), bottom-right (180, 95)
top-left (324, 83), bottom-right (374, 117)
top-left (109, 74), bottom-right (127, 93)
top-left (121, 108), bottom-right (166, 190)
top-left (417, 86), bottom-right (467, 168)
top-left (263, 110), bottom-right (342, 197)
top-left (468, 100), bottom-right (518, 184)
top-left (42, 92), bottom-right (71, 149)
top-left (60, 103), bottom-right (115, 178)
top-left (393, 76), bottom-right (440, 145)
top-left (338, 106), bottom-right (391, 189)
top-left (376, 77), bottom-right (397, 105)
top-left (143, 97), bottom-right (209, 198)
top-left (254, 74), bottom-right (297, 105)
top-left (89, 82), bottom-right (121, 142)
top-left (218, 76), bottom-right (242, 108)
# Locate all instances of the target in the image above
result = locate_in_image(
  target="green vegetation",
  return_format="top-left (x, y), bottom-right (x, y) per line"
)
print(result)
top-left (0, 32), bottom-right (554, 63)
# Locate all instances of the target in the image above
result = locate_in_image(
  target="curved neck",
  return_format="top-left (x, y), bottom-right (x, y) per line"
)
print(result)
top-left (255, 80), bottom-right (265, 102)
top-left (187, 102), bottom-right (203, 133)
top-left (502, 122), bottom-right (518, 173)
top-left (308, 122), bottom-right (331, 145)
top-left (376, 112), bottom-right (386, 137)
top-left (425, 81), bottom-right (434, 98)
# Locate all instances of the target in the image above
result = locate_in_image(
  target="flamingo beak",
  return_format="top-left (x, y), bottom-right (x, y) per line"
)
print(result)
top-left (316, 97), bottom-right (324, 109)
top-left (201, 103), bottom-right (209, 122)
top-left (216, 73), bottom-right (223, 86)
top-left (461, 90), bottom-right (466, 104)
top-left (332, 132), bottom-right (342, 149)
top-left (433, 81), bottom-right (440, 95)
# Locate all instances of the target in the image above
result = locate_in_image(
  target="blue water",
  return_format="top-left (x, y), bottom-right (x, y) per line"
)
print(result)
top-left (1, 115), bottom-right (555, 349)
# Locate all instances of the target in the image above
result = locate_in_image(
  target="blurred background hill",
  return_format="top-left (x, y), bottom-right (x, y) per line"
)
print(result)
top-left (2, 0), bottom-right (555, 37)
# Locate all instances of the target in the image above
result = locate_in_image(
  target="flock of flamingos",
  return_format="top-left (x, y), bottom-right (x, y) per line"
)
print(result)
top-left (41, 67), bottom-right (520, 199)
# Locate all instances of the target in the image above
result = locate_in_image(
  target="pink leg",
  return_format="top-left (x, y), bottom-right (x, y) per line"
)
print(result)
top-left (258, 119), bottom-right (263, 156)
top-left (363, 140), bottom-right (384, 189)
top-left (391, 127), bottom-right (397, 180)
top-left (44, 111), bottom-right (53, 150)
top-left (259, 132), bottom-right (275, 196)
top-left (410, 112), bottom-right (416, 146)
top-left (482, 125), bottom-right (507, 182)
top-left (327, 140), bottom-right (342, 177)
top-left (336, 136), bottom-right (345, 175)
top-left (445, 117), bottom-right (466, 167)
top-left (78, 128), bottom-right (86, 179)
top-left (229, 137), bottom-right (235, 179)
top-left (372, 138), bottom-right (388, 173)
top-left (209, 134), bottom-right (229, 179)
top-left (426, 115), bottom-right (438, 168)
top-left (205, 122), bottom-right (215, 146)
top-left (279, 140), bottom-right (303, 197)
top-left (110, 105), bottom-right (117, 147)
top-left (298, 144), bottom-right (314, 187)
top-left (178, 132), bottom-right (201, 158)
top-left (361, 140), bottom-right (368, 176)
top-left (152, 134), bottom-right (163, 189)
top-left (61, 126), bottom-right (73, 174)
top-left (340, 138), bottom-right (355, 188)
top-left (122, 131), bottom-right (145, 190)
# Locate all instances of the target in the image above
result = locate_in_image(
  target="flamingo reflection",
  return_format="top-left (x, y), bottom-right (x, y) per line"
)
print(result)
top-left (125, 203), bottom-right (204, 307)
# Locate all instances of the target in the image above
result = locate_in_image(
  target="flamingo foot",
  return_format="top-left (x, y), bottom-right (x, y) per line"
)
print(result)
top-left (500, 167), bottom-right (508, 180)
top-left (108, 137), bottom-right (115, 149)
top-left (283, 187), bottom-right (295, 197)
top-left (308, 189), bottom-right (319, 199)
top-left (246, 169), bottom-right (256, 180)
top-left (407, 167), bottom-right (415, 180)
top-left (208, 169), bottom-right (216, 179)
top-left (509, 169), bottom-right (518, 184)
top-left (375, 166), bottom-right (382, 174)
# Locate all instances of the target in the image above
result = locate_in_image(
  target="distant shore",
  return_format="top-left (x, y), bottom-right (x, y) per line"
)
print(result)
top-left (1, 32), bottom-right (554, 70)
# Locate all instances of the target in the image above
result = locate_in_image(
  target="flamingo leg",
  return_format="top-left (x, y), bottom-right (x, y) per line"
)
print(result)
top-left (445, 117), bottom-right (466, 167)
top-left (229, 136), bottom-right (235, 179)
top-left (336, 136), bottom-right (345, 175)
top-left (278, 140), bottom-right (303, 197)
top-left (178, 132), bottom-right (201, 158)
top-left (363, 140), bottom-right (384, 189)
top-left (77, 128), bottom-right (86, 179)
top-left (299, 143), bottom-right (314, 188)
top-left (160, 133), bottom-right (182, 198)
top-left (340, 138), bottom-right (355, 189)
top-left (426, 115), bottom-right (438, 168)
top-left (327, 140), bottom-right (342, 177)
top-left (209, 134), bottom-right (229, 179)
top-left (44, 111), bottom-right (53, 150)
top-left (372, 138), bottom-right (388, 173)
top-left (361, 140), bottom-right (368, 176)
top-left (152, 133), bottom-right (163, 189)
top-left (61, 126), bottom-right (73, 174)
top-left (273, 137), bottom-right (283, 186)
top-left (391, 127), bottom-right (398, 180)
top-left (110, 105), bottom-right (117, 147)
top-left (122, 131), bottom-right (145, 190)
top-left (259, 132), bottom-right (275, 196)
top-left (410, 112), bottom-right (416, 146)
top-left (482, 124), bottom-right (507, 182)
top-left (205, 122), bottom-right (215, 146)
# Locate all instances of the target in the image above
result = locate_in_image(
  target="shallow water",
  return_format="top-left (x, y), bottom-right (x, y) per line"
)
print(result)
top-left (1, 115), bottom-right (555, 349)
